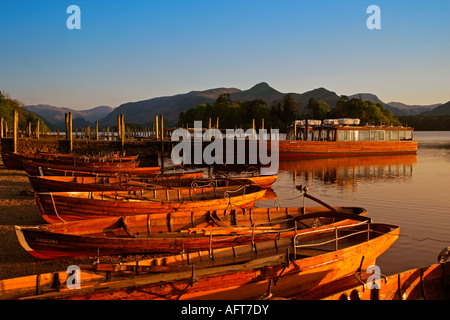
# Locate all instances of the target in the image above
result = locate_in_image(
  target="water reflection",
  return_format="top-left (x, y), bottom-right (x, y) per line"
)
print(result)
top-left (279, 155), bottom-right (417, 191)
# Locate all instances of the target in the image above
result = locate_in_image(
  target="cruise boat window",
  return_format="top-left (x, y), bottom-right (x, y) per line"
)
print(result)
top-left (328, 129), bottom-right (336, 141)
top-left (405, 130), bottom-right (413, 140)
top-left (390, 130), bottom-right (399, 141)
top-left (314, 130), bottom-right (320, 141)
top-left (399, 130), bottom-right (407, 140)
top-left (359, 130), bottom-right (370, 141)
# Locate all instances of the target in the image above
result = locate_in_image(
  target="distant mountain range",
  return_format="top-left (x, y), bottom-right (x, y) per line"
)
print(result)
top-left (419, 100), bottom-right (450, 116)
top-left (100, 87), bottom-right (241, 128)
top-left (25, 104), bottom-right (113, 129)
top-left (24, 82), bottom-right (449, 128)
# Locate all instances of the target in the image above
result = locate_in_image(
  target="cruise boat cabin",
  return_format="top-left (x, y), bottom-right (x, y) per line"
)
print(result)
top-left (288, 119), bottom-right (414, 142)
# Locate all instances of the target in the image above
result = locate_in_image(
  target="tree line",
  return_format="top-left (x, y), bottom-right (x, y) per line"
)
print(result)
top-left (178, 93), bottom-right (401, 132)
top-left (397, 115), bottom-right (450, 131)
top-left (0, 90), bottom-right (49, 133)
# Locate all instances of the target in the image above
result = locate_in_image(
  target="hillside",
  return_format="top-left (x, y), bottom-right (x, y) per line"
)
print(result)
top-left (420, 100), bottom-right (450, 116)
top-left (25, 104), bottom-right (113, 128)
top-left (99, 87), bottom-right (241, 127)
top-left (230, 82), bottom-right (284, 106)
top-left (388, 101), bottom-right (441, 115)
top-left (293, 87), bottom-right (340, 112)
top-left (100, 83), bottom-right (344, 127)
top-left (348, 93), bottom-right (406, 115)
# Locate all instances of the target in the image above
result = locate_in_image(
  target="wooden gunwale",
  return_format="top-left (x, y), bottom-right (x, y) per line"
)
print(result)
top-left (1, 152), bottom-right (138, 170)
top-left (28, 166), bottom-right (205, 179)
top-left (22, 159), bottom-right (160, 176)
top-left (27, 174), bottom-right (276, 192)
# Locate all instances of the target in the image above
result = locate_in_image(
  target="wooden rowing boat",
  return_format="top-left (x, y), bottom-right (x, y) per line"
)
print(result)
top-left (215, 168), bottom-right (278, 188)
top-left (35, 185), bottom-right (267, 223)
top-left (6, 223), bottom-right (399, 300)
top-left (22, 159), bottom-right (160, 176)
top-left (241, 174), bottom-right (277, 188)
top-left (27, 174), bottom-right (212, 192)
top-left (324, 262), bottom-right (450, 300)
top-left (25, 163), bottom-right (276, 188)
top-left (32, 151), bottom-right (138, 162)
top-left (296, 248), bottom-right (450, 300)
top-left (1, 152), bottom-right (137, 170)
top-left (28, 166), bottom-right (205, 180)
top-left (27, 174), bottom-right (275, 192)
top-left (15, 208), bottom-right (369, 259)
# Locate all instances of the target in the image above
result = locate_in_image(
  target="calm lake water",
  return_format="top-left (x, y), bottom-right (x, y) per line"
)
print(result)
top-left (254, 131), bottom-right (450, 276)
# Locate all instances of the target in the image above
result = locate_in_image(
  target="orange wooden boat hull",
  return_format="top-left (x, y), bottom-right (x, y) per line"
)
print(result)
top-left (30, 166), bottom-right (205, 179)
top-left (26, 223), bottom-right (398, 300)
top-left (31, 151), bottom-right (138, 162)
top-left (271, 140), bottom-right (418, 160)
top-left (23, 159), bottom-right (159, 176)
top-left (1, 152), bottom-right (137, 170)
top-left (35, 185), bottom-right (267, 223)
top-left (240, 175), bottom-right (277, 188)
top-left (299, 261), bottom-right (450, 300)
top-left (27, 174), bottom-right (211, 192)
top-left (15, 209), bottom-right (370, 259)
top-left (27, 174), bottom-right (275, 193)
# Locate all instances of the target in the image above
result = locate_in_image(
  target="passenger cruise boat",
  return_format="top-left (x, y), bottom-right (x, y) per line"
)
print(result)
top-left (271, 118), bottom-right (418, 159)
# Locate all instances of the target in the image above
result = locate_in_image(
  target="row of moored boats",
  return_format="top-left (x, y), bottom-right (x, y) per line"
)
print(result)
top-left (0, 151), bottom-right (448, 300)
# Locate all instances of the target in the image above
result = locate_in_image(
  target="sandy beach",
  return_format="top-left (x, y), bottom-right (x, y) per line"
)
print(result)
top-left (0, 159), bottom-right (156, 281)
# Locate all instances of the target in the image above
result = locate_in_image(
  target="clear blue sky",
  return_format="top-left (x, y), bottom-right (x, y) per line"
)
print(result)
top-left (1, 0), bottom-right (449, 110)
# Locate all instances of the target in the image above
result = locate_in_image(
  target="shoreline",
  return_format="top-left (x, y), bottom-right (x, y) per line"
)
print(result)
top-left (0, 160), bottom-right (157, 280)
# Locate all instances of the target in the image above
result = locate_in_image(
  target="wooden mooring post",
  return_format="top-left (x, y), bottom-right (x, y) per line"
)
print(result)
top-left (160, 114), bottom-right (164, 172)
top-left (68, 112), bottom-right (73, 152)
top-left (117, 115), bottom-right (122, 141)
top-left (121, 114), bottom-right (125, 149)
top-left (252, 118), bottom-right (256, 139)
top-left (65, 113), bottom-right (68, 139)
top-left (13, 109), bottom-right (18, 153)
top-left (35, 118), bottom-right (40, 139)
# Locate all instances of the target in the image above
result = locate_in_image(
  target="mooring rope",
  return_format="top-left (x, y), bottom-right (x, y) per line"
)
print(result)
top-left (369, 228), bottom-right (450, 244)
